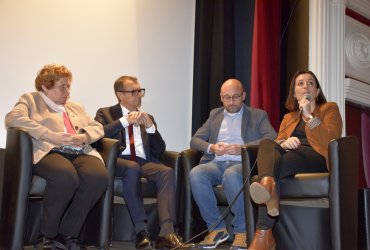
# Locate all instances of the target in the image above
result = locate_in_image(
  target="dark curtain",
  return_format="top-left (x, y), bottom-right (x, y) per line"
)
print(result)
top-left (192, 0), bottom-right (254, 134)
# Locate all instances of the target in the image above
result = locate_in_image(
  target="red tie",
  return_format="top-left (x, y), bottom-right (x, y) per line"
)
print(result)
top-left (63, 112), bottom-right (76, 134)
top-left (128, 124), bottom-right (136, 161)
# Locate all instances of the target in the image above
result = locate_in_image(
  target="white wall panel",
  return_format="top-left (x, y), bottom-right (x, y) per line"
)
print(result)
top-left (0, 0), bottom-right (195, 151)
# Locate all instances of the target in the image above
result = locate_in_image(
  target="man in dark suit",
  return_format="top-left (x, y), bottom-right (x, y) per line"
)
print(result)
top-left (95, 76), bottom-right (186, 250)
top-left (189, 79), bottom-right (277, 250)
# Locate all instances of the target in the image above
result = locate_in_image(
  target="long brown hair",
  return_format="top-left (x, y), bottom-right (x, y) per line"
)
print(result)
top-left (285, 70), bottom-right (327, 112)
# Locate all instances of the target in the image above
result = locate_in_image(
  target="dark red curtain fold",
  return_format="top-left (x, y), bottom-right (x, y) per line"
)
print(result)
top-left (251, 0), bottom-right (281, 130)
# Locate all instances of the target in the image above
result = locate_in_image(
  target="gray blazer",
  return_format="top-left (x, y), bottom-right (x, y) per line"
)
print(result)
top-left (190, 104), bottom-right (277, 163)
top-left (5, 92), bottom-right (104, 164)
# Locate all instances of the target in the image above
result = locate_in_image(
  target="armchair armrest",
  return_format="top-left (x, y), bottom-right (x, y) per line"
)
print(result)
top-left (241, 145), bottom-right (259, 244)
top-left (177, 149), bottom-right (203, 241)
top-left (0, 127), bottom-right (33, 250)
top-left (160, 150), bottom-right (180, 169)
top-left (328, 136), bottom-right (358, 250)
top-left (95, 138), bottom-right (120, 175)
top-left (180, 149), bottom-right (203, 174)
top-left (87, 137), bottom-right (120, 248)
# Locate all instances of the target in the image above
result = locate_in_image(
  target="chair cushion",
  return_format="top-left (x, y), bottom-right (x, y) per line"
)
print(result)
top-left (114, 177), bottom-right (157, 198)
top-left (279, 173), bottom-right (329, 198)
top-left (252, 173), bottom-right (329, 198)
top-left (29, 175), bottom-right (46, 196)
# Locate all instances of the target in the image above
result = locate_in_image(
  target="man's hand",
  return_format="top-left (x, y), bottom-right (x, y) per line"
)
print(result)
top-left (211, 142), bottom-right (226, 156)
top-left (210, 142), bottom-right (241, 156)
top-left (127, 111), bottom-right (153, 128)
top-left (222, 143), bottom-right (241, 155)
top-left (141, 112), bottom-right (154, 128)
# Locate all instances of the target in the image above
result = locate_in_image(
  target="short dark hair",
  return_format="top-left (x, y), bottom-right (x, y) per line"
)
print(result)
top-left (114, 75), bottom-right (138, 93)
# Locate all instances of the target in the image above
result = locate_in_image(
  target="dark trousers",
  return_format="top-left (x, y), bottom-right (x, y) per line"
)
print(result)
top-left (116, 156), bottom-right (176, 226)
top-left (255, 139), bottom-right (327, 229)
top-left (34, 153), bottom-right (108, 238)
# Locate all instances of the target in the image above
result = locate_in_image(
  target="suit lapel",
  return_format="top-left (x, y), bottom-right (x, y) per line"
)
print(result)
top-left (241, 105), bottom-right (248, 143)
top-left (110, 104), bottom-right (124, 121)
top-left (140, 125), bottom-right (150, 160)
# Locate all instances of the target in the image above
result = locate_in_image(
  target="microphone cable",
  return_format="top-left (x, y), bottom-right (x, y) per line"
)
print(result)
top-left (171, 158), bottom-right (258, 250)
top-left (276, 109), bottom-right (302, 137)
top-left (172, 111), bottom-right (302, 250)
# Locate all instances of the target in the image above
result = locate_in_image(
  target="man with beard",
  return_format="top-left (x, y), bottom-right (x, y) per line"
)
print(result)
top-left (189, 79), bottom-right (277, 250)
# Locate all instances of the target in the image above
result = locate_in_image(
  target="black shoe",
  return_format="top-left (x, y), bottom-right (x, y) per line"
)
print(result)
top-left (135, 230), bottom-right (152, 249)
top-left (155, 233), bottom-right (195, 250)
top-left (53, 234), bottom-right (87, 250)
top-left (34, 235), bottom-right (56, 250)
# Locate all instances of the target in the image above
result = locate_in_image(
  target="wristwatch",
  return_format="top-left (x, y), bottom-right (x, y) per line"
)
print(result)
top-left (307, 114), bottom-right (314, 120)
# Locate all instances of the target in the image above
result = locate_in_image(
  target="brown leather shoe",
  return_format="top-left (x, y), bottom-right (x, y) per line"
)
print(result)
top-left (250, 176), bottom-right (279, 216)
top-left (155, 233), bottom-right (194, 249)
top-left (248, 229), bottom-right (276, 250)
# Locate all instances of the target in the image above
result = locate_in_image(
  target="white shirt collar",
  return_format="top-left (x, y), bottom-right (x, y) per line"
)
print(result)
top-left (39, 92), bottom-right (65, 113)
top-left (223, 107), bottom-right (243, 117)
top-left (120, 104), bottom-right (139, 116)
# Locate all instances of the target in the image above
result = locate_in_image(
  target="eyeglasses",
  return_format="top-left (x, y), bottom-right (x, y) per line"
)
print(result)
top-left (53, 84), bottom-right (71, 92)
top-left (221, 94), bottom-right (242, 102)
top-left (118, 88), bottom-right (146, 96)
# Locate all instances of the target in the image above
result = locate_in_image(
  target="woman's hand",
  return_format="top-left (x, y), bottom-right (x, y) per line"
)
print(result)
top-left (298, 96), bottom-right (312, 117)
top-left (280, 136), bottom-right (301, 150)
top-left (42, 131), bottom-right (87, 147)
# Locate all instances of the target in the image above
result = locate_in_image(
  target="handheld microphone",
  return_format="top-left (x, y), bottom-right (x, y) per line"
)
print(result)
top-left (299, 93), bottom-right (312, 113)
top-left (304, 93), bottom-right (312, 101)
top-left (279, 93), bottom-right (312, 135)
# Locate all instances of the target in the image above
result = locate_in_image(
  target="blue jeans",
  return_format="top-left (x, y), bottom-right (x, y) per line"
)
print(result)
top-left (189, 161), bottom-right (246, 233)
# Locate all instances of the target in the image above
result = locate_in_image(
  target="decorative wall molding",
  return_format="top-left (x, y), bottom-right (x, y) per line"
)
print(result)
top-left (345, 16), bottom-right (370, 83)
top-left (348, 0), bottom-right (370, 19)
top-left (328, 1), bottom-right (347, 132)
top-left (345, 78), bottom-right (370, 107)
top-left (310, 0), bottom-right (370, 135)
top-left (309, 0), bottom-right (330, 96)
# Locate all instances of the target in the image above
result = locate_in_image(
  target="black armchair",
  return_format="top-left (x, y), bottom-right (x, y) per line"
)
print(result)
top-left (241, 136), bottom-right (359, 250)
top-left (111, 150), bottom-right (181, 241)
top-left (0, 127), bottom-right (120, 250)
top-left (178, 149), bottom-right (235, 243)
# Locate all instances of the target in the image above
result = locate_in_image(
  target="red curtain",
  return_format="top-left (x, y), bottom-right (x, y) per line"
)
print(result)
top-left (251, 0), bottom-right (281, 130)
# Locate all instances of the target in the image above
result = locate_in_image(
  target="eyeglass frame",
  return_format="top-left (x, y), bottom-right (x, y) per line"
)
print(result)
top-left (221, 94), bottom-right (243, 102)
top-left (118, 88), bottom-right (146, 96)
top-left (52, 83), bottom-right (71, 92)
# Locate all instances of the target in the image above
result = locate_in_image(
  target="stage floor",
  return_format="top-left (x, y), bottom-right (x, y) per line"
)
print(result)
top-left (25, 241), bottom-right (232, 249)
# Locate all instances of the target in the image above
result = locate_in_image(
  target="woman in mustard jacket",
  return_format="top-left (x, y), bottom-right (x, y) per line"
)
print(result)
top-left (248, 70), bottom-right (342, 250)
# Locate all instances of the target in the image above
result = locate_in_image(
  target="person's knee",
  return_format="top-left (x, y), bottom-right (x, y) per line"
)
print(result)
top-left (159, 166), bottom-right (175, 181)
top-left (222, 167), bottom-right (241, 187)
top-left (117, 160), bottom-right (141, 179)
top-left (125, 163), bottom-right (141, 179)
top-left (91, 165), bottom-right (109, 190)
top-left (54, 168), bottom-right (79, 190)
top-left (260, 138), bottom-right (275, 147)
top-left (189, 167), bottom-right (198, 184)
top-left (189, 165), bottom-right (207, 185)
